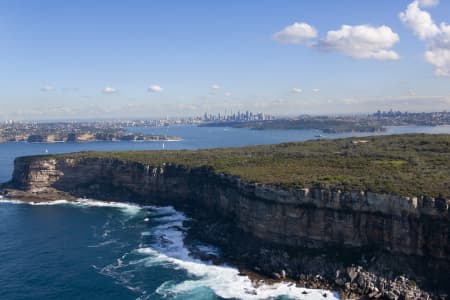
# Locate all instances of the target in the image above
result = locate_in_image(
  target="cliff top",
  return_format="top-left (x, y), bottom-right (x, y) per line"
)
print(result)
top-left (22, 134), bottom-right (450, 198)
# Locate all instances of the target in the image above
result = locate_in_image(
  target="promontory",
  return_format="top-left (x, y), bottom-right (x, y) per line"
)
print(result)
top-left (1, 134), bottom-right (449, 299)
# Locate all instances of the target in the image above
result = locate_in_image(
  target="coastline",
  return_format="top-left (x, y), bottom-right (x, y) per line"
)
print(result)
top-left (2, 184), bottom-right (447, 297)
top-left (0, 138), bottom-right (183, 144)
top-left (0, 190), bottom-right (437, 299)
top-left (0, 188), bottom-right (78, 203)
top-left (1, 134), bottom-right (449, 299)
top-left (0, 194), bottom-right (340, 298)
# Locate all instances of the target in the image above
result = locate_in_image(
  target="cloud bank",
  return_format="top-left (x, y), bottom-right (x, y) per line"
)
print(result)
top-left (315, 25), bottom-right (400, 60)
top-left (273, 22), bottom-right (399, 61)
top-left (400, 0), bottom-right (450, 76)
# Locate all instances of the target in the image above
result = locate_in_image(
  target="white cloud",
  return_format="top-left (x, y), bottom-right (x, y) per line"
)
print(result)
top-left (400, 1), bottom-right (450, 77)
top-left (148, 85), bottom-right (163, 92)
top-left (418, 0), bottom-right (439, 7)
top-left (273, 22), bottom-right (318, 44)
top-left (40, 85), bottom-right (56, 92)
top-left (312, 88), bottom-right (320, 92)
top-left (225, 92), bottom-right (231, 97)
top-left (211, 84), bottom-right (221, 90)
top-left (399, 1), bottom-right (439, 40)
top-left (103, 87), bottom-right (117, 94)
top-left (273, 21), bottom-right (400, 61)
top-left (315, 25), bottom-right (400, 60)
top-left (291, 88), bottom-right (302, 94)
top-left (425, 47), bottom-right (450, 76)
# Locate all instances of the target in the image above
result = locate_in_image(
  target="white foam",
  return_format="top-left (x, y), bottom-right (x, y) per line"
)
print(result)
top-left (87, 239), bottom-right (118, 248)
top-left (2, 197), bottom-right (338, 299)
top-left (31, 200), bottom-right (72, 205)
top-left (0, 199), bottom-right (29, 205)
top-left (133, 206), bottom-right (340, 300)
top-left (0, 198), bottom-right (142, 215)
top-left (0, 198), bottom-right (71, 205)
top-left (70, 199), bottom-right (142, 215)
top-left (138, 247), bottom-right (338, 300)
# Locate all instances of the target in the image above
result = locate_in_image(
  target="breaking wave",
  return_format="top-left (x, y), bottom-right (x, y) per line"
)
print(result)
top-left (1, 198), bottom-right (338, 299)
top-left (0, 198), bottom-right (141, 215)
top-left (100, 205), bottom-right (339, 300)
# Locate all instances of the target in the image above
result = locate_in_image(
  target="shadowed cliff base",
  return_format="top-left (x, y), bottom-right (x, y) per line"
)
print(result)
top-left (1, 134), bottom-right (449, 299)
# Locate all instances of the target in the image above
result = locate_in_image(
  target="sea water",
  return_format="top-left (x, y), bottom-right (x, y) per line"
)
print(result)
top-left (1, 125), bottom-right (449, 300)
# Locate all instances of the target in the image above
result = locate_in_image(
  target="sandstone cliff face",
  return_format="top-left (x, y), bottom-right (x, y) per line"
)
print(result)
top-left (9, 156), bottom-right (449, 263)
top-left (6, 155), bottom-right (450, 298)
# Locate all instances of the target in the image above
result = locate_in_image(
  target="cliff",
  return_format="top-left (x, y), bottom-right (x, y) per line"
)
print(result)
top-left (3, 154), bottom-right (449, 298)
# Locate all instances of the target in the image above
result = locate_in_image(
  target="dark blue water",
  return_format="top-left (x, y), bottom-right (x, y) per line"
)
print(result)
top-left (1, 125), bottom-right (449, 300)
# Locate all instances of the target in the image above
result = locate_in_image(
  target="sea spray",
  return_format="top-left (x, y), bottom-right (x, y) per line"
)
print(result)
top-left (0, 198), bottom-right (141, 215)
top-left (1, 199), bottom-right (338, 299)
top-left (103, 205), bottom-right (339, 300)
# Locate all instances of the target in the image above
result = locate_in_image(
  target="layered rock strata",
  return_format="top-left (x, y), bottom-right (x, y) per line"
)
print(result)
top-left (2, 156), bottom-right (449, 299)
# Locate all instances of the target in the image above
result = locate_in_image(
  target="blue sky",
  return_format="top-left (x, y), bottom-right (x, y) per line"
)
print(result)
top-left (1, 0), bottom-right (449, 120)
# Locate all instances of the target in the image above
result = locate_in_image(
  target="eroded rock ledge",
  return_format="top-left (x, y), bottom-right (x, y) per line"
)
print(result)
top-left (2, 156), bottom-right (449, 299)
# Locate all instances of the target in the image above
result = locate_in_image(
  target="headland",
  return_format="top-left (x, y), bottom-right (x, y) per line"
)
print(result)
top-left (2, 134), bottom-right (449, 299)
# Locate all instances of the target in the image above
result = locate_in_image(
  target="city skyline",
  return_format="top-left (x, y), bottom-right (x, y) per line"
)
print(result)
top-left (1, 0), bottom-right (450, 120)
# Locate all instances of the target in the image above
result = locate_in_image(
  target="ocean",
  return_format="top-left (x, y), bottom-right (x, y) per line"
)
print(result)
top-left (1, 125), bottom-right (449, 300)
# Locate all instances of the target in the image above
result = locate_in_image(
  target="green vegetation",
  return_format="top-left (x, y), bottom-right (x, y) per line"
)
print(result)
top-left (201, 117), bottom-right (385, 133)
top-left (41, 134), bottom-right (450, 198)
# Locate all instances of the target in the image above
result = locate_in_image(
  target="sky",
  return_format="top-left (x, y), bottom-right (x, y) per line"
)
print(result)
top-left (0, 0), bottom-right (450, 120)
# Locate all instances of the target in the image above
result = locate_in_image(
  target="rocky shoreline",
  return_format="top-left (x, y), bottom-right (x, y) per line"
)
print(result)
top-left (0, 188), bottom-right (77, 203)
top-left (1, 189), bottom-right (446, 299)
top-left (184, 215), bottom-right (445, 300)
top-left (1, 155), bottom-right (449, 299)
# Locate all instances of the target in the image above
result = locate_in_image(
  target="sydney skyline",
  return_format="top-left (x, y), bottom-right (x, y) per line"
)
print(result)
top-left (1, 0), bottom-right (450, 120)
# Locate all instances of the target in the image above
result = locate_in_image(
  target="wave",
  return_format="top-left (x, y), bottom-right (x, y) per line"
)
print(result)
top-left (71, 199), bottom-right (142, 215)
top-left (88, 239), bottom-right (120, 248)
top-left (0, 198), bottom-right (70, 205)
top-left (0, 198), bottom-right (31, 205)
top-left (2, 197), bottom-right (338, 299)
top-left (102, 205), bottom-right (339, 300)
top-left (30, 199), bottom-right (73, 205)
top-left (139, 247), bottom-right (338, 300)
top-left (0, 198), bottom-right (142, 215)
